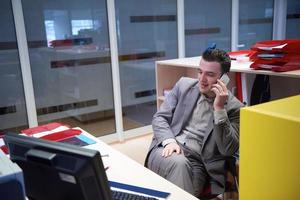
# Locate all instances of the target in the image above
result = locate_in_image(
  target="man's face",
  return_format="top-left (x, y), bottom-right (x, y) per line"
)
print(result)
top-left (198, 59), bottom-right (222, 96)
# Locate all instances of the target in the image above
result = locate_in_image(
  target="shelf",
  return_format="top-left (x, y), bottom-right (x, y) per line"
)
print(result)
top-left (155, 56), bottom-right (300, 109)
top-left (156, 56), bottom-right (300, 78)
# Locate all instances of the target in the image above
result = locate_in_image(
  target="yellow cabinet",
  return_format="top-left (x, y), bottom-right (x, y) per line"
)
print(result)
top-left (240, 95), bottom-right (300, 199)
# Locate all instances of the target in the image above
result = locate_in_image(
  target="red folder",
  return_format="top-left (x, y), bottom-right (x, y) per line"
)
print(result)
top-left (50, 39), bottom-right (72, 48)
top-left (21, 122), bottom-right (70, 135)
top-left (0, 134), bottom-right (8, 154)
top-left (0, 145), bottom-right (8, 154)
top-left (228, 50), bottom-right (255, 60)
top-left (250, 52), bottom-right (300, 64)
top-left (271, 63), bottom-right (300, 72)
top-left (250, 61), bottom-right (300, 72)
top-left (251, 39), bottom-right (300, 53)
top-left (40, 129), bottom-right (82, 142)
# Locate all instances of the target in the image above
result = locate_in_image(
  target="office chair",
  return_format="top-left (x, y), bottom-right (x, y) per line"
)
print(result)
top-left (198, 157), bottom-right (239, 200)
top-left (222, 159), bottom-right (239, 200)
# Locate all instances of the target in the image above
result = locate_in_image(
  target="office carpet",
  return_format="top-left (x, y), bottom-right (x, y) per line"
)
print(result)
top-left (109, 133), bottom-right (153, 165)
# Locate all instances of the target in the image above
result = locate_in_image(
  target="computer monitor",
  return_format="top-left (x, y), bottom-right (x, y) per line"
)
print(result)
top-left (4, 132), bottom-right (112, 200)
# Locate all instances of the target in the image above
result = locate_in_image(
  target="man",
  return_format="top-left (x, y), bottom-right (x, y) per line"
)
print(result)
top-left (145, 48), bottom-right (243, 197)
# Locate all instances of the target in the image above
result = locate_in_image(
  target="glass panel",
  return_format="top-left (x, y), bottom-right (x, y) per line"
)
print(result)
top-left (115, 0), bottom-right (178, 130)
top-left (0, 0), bottom-right (28, 133)
top-left (185, 0), bottom-right (231, 56)
top-left (286, 0), bottom-right (300, 38)
top-left (22, 0), bottom-right (115, 137)
top-left (239, 0), bottom-right (274, 49)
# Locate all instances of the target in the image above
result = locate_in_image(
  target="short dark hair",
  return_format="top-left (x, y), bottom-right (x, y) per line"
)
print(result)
top-left (202, 48), bottom-right (231, 74)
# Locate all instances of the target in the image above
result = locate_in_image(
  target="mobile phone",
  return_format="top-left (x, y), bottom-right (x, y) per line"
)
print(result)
top-left (220, 74), bottom-right (230, 86)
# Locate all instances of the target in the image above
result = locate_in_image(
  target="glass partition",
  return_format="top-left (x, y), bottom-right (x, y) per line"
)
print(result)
top-left (22, 0), bottom-right (115, 137)
top-left (0, 0), bottom-right (28, 133)
top-left (185, 0), bottom-right (231, 56)
top-left (115, 0), bottom-right (178, 130)
top-left (286, 0), bottom-right (300, 38)
top-left (239, 0), bottom-right (274, 49)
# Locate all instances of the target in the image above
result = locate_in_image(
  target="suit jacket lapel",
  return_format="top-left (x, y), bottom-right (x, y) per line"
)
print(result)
top-left (202, 103), bottom-right (229, 150)
top-left (202, 114), bottom-right (214, 147)
top-left (182, 86), bottom-right (200, 127)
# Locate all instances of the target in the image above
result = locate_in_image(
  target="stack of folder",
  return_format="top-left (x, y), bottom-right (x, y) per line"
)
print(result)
top-left (20, 122), bottom-right (71, 137)
top-left (249, 39), bottom-right (300, 72)
top-left (228, 39), bottom-right (300, 72)
top-left (0, 123), bottom-right (96, 154)
top-left (21, 123), bottom-right (96, 147)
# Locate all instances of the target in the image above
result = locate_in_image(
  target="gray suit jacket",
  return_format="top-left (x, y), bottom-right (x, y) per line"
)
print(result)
top-left (145, 77), bottom-right (243, 194)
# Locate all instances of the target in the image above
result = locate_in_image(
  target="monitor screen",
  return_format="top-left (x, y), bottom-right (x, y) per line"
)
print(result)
top-left (4, 133), bottom-right (112, 200)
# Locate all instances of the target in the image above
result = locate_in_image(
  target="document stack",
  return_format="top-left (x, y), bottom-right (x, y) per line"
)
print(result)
top-left (0, 123), bottom-right (96, 154)
top-left (249, 39), bottom-right (300, 72)
top-left (20, 122), bottom-right (96, 147)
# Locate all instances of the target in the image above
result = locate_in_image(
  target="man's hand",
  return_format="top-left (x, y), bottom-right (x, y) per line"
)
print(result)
top-left (211, 79), bottom-right (228, 111)
top-left (162, 142), bottom-right (181, 157)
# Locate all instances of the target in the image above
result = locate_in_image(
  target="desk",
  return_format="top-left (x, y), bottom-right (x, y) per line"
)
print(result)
top-left (77, 128), bottom-right (198, 200)
top-left (156, 56), bottom-right (300, 106)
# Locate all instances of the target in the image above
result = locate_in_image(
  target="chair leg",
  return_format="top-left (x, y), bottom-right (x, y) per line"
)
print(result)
top-left (233, 191), bottom-right (239, 200)
top-left (223, 192), bottom-right (229, 200)
top-left (234, 176), bottom-right (239, 193)
top-left (222, 191), bottom-right (239, 200)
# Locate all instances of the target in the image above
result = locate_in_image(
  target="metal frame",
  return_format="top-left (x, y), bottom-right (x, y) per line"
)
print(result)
top-left (231, 0), bottom-right (239, 51)
top-left (12, 0), bottom-right (38, 127)
top-left (273, 0), bottom-right (287, 39)
top-left (177, 0), bottom-right (185, 58)
top-left (106, 0), bottom-right (124, 141)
